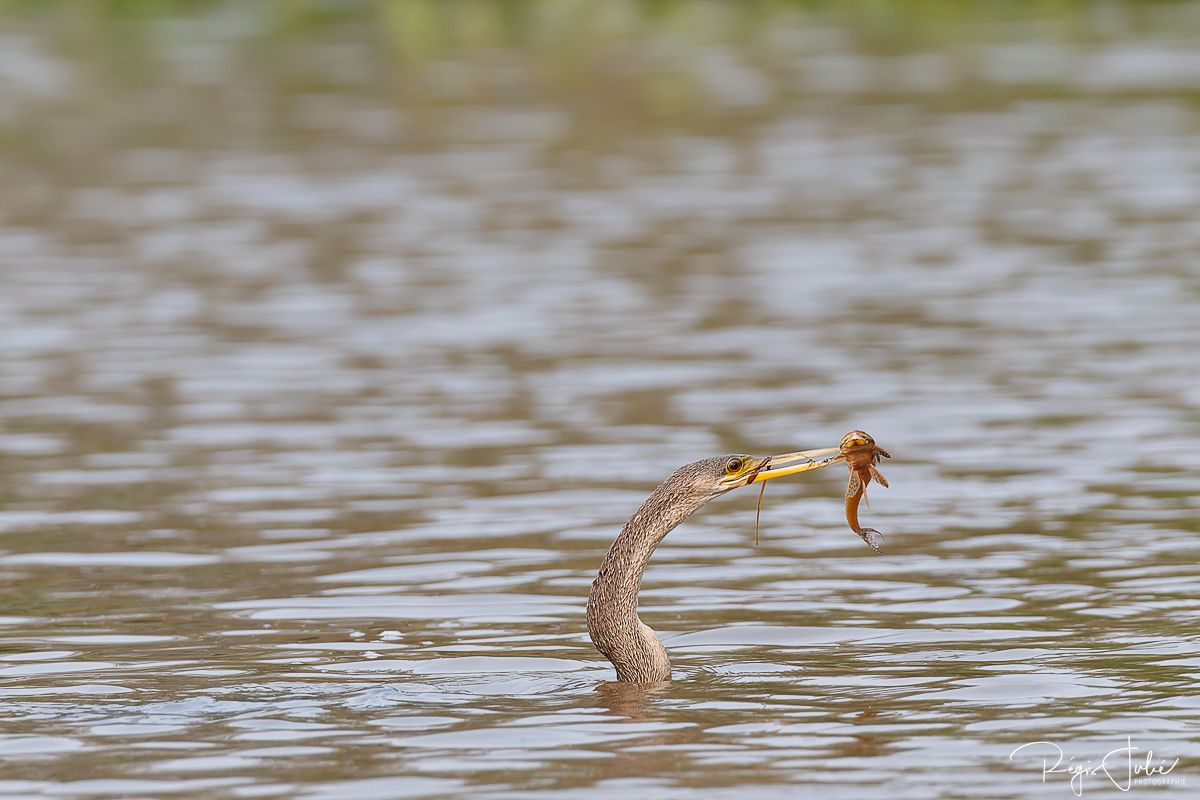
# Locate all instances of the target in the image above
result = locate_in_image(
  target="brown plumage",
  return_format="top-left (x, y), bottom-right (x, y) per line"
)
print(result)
top-left (587, 457), bottom-right (733, 683)
top-left (586, 449), bottom-right (845, 683)
top-left (585, 439), bottom-right (886, 683)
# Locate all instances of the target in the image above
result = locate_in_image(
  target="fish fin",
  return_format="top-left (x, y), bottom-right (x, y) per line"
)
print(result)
top-left (858, 528), bottom-right (884, 552)
top-left (869, 466), bottom-right (889, 488)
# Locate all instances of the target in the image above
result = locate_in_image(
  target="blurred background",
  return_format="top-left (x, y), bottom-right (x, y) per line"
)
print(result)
top-left (0, 2), bottom-right (1197, 798)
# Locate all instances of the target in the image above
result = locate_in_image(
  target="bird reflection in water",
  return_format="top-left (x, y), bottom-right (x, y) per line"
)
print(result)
top-left (594, 680), bottom-right (669, 720)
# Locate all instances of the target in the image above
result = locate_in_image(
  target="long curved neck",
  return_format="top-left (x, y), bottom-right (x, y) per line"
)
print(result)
top-left (587, 477), bottom-right (710, 683)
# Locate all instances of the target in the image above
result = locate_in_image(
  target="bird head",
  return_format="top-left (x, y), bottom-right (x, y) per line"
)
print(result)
top-left (677, 446), bottom-right (844, 501)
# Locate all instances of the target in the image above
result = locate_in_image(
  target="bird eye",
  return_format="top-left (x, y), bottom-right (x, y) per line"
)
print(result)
top-left (725, 457), bottom-right (745, 474)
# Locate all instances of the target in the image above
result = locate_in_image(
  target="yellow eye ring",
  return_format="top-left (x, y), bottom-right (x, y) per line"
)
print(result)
top-left (725, 456), bottom-right (745, 474)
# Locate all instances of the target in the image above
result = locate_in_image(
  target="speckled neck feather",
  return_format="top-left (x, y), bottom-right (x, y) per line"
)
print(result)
top-left (586, 458), bottom-right (724, 683)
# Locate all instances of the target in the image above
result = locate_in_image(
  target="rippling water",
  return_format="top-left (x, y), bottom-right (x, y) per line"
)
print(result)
top-left (1, 4), bottom-right (1198, 798)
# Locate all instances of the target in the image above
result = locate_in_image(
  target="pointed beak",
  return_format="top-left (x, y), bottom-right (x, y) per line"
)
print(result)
top-left (750, 446), bottom-right (843, 483)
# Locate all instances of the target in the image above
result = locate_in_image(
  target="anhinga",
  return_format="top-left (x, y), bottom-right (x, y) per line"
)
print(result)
top-left (586, 445), bottom-right (845, 683)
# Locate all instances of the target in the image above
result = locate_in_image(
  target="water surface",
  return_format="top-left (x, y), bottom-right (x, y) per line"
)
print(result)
top-left (0, 3), bottom-right (1198, 798)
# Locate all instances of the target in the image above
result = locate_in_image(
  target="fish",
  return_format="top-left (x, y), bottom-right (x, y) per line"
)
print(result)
top-left (838, 430), bottom-right (891, 552)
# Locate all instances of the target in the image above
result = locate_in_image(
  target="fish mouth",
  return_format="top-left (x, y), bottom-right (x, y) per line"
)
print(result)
top-left (839, 430), bottom-right (875, 451)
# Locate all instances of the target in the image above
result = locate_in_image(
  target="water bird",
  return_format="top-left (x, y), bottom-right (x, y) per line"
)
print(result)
top-left (587, 445), bottom-right (845, 683)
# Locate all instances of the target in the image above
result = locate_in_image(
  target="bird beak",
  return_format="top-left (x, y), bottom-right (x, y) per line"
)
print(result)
top-left (750, 446), bottom-right (843, 483)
